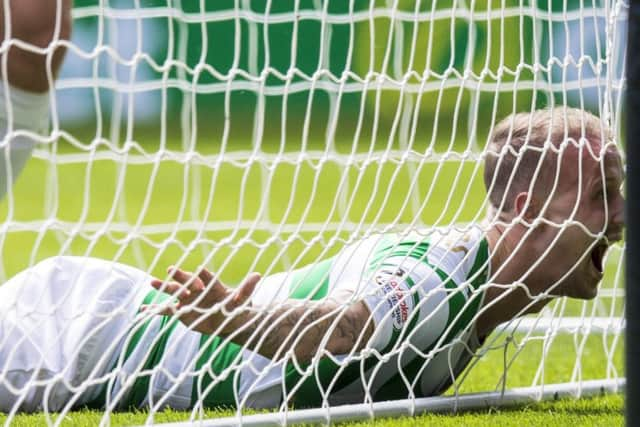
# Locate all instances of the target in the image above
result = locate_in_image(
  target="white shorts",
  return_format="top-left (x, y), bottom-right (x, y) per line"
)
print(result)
top-left (0, 256), bottom-right (151, 413)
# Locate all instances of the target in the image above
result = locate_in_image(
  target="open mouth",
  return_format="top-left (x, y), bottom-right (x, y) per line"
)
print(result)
top-left (590, 242), bottom-right (608, 274)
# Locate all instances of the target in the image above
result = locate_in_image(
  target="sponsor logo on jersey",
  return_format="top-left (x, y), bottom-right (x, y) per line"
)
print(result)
top-left (373, 266), bottom-right (414, 330)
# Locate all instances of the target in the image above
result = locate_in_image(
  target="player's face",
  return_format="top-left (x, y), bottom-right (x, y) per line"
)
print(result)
top-left (529, 140), bottom-right (624, 299)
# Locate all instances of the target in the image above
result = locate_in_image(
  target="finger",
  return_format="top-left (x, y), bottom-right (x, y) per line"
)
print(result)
top-left (197, 267), bottom-right (215, 286)
top-left (168, 266), bottom-right (204, 292)
top-left (167, 266), bottom-right (192, 284)
top-left (150, 279), bottom-right (191, 299)
top-left (197, 268), bottom-right (228, 299)
top-left (232, 272), bottom-right (261, 305)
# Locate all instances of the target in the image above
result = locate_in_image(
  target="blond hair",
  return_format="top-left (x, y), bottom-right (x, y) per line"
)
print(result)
top-left (484, 107), bottom-right (606, 213)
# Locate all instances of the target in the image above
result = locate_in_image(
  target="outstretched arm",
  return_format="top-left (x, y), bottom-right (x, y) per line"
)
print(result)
top-left (147, 267), bottom-right (375, 364)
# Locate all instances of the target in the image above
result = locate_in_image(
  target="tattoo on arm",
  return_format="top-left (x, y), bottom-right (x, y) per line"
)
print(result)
top-left (224, 297), bottom-right (374, 364)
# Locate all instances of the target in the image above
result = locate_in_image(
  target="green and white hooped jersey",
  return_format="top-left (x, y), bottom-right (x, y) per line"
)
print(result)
top-left (116, 227), bottom-right (490, 409)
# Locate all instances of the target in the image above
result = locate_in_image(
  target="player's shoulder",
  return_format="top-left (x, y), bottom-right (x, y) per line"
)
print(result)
top-left (377, 226), bottom-right (489, 282)
top-left (432, 226), bottom-right (487, 256)
top-left (383, 225), bottom-right (486, 254)
top-left (424, 226), bottom-right (489, 283)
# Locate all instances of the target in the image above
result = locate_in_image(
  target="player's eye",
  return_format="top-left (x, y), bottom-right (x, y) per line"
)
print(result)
top-left (593, 188), bottom-right (604, 200)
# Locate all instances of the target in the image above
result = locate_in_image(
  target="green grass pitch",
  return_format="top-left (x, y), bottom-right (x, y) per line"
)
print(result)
top-left (0, 137), bottom-right (624, 425)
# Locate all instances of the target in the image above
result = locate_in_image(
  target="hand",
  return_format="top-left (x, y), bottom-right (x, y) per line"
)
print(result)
top-left (145, 266), bottom-right (261, 336)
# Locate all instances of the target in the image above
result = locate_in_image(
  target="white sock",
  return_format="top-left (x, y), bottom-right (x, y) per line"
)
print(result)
top-left (0, 83), bottom-right (50, 200)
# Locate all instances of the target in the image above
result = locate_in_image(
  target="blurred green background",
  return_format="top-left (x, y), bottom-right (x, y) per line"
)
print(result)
top-left (59, 0), bottom-right (622, 150)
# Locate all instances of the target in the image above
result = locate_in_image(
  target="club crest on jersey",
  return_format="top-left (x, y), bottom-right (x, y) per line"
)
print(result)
top-left (373, 266), bottom-right (414, 330)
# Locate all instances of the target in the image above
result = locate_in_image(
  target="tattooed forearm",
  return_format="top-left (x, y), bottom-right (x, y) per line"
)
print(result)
top-left (153, 266), bottom-right (374, 362)
top-left (222, 299), bottom-right (374, 364)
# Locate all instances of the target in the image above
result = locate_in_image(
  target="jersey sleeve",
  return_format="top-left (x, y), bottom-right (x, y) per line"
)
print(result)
top-left (361, 256), bottom-right (451, 353)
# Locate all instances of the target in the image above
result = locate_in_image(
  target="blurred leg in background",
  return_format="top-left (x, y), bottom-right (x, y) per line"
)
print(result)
top-left (0, 0), bottom-right (72, 200)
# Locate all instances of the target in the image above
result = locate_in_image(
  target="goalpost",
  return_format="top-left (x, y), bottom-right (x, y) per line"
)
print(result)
top-left (0, 0), bottom-right (629, 425)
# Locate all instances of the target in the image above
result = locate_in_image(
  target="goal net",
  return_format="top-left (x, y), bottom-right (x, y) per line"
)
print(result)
top-left (0, 0), bottom-right (627, 425)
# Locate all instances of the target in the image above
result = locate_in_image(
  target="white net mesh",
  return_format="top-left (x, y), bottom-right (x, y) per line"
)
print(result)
top-left (0, 0), bottom-right (627, 425)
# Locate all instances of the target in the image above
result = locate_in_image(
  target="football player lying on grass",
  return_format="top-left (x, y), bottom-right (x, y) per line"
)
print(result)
top-left (0, 108), bottom-right (624, 411)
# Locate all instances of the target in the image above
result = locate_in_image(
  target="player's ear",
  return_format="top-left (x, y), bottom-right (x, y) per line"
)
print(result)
top-left (514, 192), bottom-right (540, 222)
